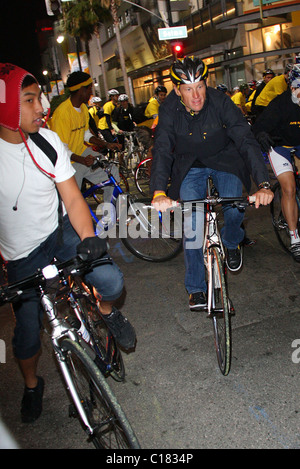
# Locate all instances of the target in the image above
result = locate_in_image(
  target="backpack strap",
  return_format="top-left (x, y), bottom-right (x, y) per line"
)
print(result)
top-left (29, 132), bottom-right (58, 166)
top-left (29, 132), bottom-right (63, 245)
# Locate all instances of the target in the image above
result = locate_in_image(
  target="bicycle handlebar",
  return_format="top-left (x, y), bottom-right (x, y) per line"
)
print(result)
top-left (171, 195), bottom-right (256, 208)
top-left (91, 156), bottom-right (117, 171)
top-left (0, 255), bottom-right (112, 307)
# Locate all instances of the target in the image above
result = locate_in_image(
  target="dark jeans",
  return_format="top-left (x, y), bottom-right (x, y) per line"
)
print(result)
top-left (7, 216), bottom-right (124, 360)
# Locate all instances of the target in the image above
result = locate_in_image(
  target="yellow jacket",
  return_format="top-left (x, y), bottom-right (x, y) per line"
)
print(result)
top-left (145, 97), bottom-right (159, 119)
top-left (98, 100), bottom-right (115, 130)
top-left (255, 75), bottom-right (287, 107)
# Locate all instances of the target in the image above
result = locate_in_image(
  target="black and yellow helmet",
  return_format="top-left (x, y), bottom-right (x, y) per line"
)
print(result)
top-left (170, 57), bottom-right (208, 85)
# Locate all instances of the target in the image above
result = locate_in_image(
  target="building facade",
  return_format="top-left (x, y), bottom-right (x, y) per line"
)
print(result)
top-left (50, 0), bottom-right (300, 105)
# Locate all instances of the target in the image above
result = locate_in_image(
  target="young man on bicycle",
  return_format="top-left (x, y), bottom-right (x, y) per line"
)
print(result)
top-left (49, 72), bottom-right (121, 203)
top-left (253, 64), bottom-right (300, 262)
top-left (0, 63), bottom-right (136, 423)
top-left (150, 57), bottom-right (273, 312)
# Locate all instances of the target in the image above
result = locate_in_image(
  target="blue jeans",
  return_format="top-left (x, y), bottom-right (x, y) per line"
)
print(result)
top-left (7, 216), bottom-right (124, 359)
top-left (180, 167), bottom-right (244, 294)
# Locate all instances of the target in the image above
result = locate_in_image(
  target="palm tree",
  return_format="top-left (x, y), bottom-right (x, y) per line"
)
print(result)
top-left (98, 0), bottom-right (131, 97)
top-left (62, 0), bottom-right (130, 97)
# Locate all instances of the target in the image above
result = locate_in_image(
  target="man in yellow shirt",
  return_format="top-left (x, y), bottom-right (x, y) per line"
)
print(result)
top-left (49, 72), bottom-right (120, 201)
top-left (88, 96), bottom-right (103, 133)
top-left (144, 85), bottom-right (167, 127)
top-left (254, 64), bottom-right (293, 118)
top-left (231, 84), bottom-right (248, 115)
top-left (98, 89), bottom-right (119, 142)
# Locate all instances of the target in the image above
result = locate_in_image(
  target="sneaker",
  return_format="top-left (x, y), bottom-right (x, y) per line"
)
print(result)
top-left (226, 246), bottom-right (243, 272)
top-left (289, 242), bottom-right (300, 262)
top-left (101, 307), bottom-right (136, 350)
top-left (189, 292), bottom-right (207, 311)
top-left (21, 376), bottom-right (44, 423)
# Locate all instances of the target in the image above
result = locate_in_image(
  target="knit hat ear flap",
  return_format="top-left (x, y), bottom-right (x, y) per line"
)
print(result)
top-left (0, 63), bottom-right (35, 131)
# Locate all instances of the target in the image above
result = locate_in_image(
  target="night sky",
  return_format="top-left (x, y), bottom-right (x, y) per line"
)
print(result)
top-left (0, 0), bottom-right (51, 83)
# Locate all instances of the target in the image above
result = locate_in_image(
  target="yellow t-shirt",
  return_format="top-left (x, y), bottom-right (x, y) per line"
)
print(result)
top-left (231, 91), bottom-right (246, 107)
top-left (49, 98), bottom-right (89, 156)
top-left (255, 75), bottom-right (287, 107)
top-left (98, 100), bottom-right (115, 130)
top-left (89, 105), bottom-right (100, 127)
top-left (145, 97), bottom-right (159, 119)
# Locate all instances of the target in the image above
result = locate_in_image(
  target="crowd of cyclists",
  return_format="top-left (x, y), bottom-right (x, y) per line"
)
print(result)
top-left (0, 51), bottom-right (299, 425)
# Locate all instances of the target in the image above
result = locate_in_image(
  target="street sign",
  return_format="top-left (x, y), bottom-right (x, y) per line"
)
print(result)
top-left (158, 26), bottom-right (188, 41)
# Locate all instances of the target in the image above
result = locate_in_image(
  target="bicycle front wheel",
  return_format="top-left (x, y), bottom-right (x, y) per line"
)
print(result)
top-left (120, 197), bottom-right (183, 262)
top-left (134, 157), bottom-right (152, 197)
top-left (60, 338), bottom-right (140, 449)
top-left (210, 247), bottom-right (231, 376)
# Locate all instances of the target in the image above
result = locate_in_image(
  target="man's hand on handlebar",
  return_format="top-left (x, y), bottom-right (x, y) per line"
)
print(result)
top-left (151, 191), bottom-right (174, 212)
top-left (252, 188), bottom-right (274, 208)
top-left (107, 142), bottom-right (122, 151)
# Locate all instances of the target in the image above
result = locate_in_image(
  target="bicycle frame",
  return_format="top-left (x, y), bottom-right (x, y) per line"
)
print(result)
top-left (82, 172), bottom-right (123, 225)
top-left (203, 202), bottom-right (226, 315)
top-left (82, 164), bottom-right (166, 238)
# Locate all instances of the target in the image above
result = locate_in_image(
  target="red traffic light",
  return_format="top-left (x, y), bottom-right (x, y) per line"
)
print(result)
top-left (171, 42), bottom-right (184, 59)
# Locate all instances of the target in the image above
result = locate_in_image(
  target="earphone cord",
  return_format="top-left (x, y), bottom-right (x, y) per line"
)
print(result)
top-left (18, 127), bottom-right (56, 179)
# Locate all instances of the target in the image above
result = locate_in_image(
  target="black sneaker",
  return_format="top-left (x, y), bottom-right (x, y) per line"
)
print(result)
top-left (226, 246), bottom-right (243, 272)
top-left (189, 292), bottom-right (207, 311)
top-left (21, 376), bottom-right (44, 423)
top-left (101, 307), bottom-right (136, 350)
top-left (289, 242), bottom-right (300, 262)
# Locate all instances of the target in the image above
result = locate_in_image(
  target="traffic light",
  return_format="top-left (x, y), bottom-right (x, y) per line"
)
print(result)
top-left (171, 42), bottom-right (184, 59)
top-left (45, 0), bottom-right (62, 16)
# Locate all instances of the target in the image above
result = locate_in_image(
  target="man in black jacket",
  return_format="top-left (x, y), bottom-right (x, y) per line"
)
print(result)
top-left (150, 57), bottom-right (273, 311)
top-left (252, 64), bottom-right (300, 262)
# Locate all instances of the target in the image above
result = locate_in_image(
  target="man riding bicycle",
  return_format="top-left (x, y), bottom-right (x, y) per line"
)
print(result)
top-left (253, 63), bottom-right (300, 262)
top-left (0, 63), bottom-right (136, 424)
top-left (150, 57), bottom-right (273, 312)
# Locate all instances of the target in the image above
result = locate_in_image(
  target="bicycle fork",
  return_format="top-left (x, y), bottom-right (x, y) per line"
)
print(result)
top-left (40, 294), bottom-right (95, 436)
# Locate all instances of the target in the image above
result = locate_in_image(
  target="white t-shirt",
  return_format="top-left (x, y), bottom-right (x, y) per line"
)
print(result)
top-left (0, 128), bottom-right (75, 261)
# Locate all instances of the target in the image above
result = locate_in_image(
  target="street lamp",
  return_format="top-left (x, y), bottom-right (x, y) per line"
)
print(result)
top-left (57, 35), bottom-right (65, 44)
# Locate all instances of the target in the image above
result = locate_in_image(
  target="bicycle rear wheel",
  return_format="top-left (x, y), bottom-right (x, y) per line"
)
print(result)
top-left (210, 247), bottom-right (231, 376)
top-left (60, 338), bottom-right (140, 449)
top-left (120, 197), bottom-right (183, 262)
top-left (270, 182), bottom-right (300, 253)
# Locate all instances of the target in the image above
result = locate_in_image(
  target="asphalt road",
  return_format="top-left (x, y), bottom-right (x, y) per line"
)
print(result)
top-left (0, 191), bottom-right (299, 450)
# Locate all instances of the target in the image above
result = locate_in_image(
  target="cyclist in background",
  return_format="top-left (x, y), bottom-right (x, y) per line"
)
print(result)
top-left (98, 89), bottom-right (120, 143)
top-left (251, 68), bottom-right (275, 120)
top-left (0, 63), bottom-right (136, 423)
top-left (144, 85), bottom-right (167, 121)
top-left (150, 57), bottom-right (273, 312)
top-left (252, 64), bottom-right (300, 262)
top-left (88, 96), bottom-right (103, 133)
top-left (113, 94), bottom-right (136, 133)
top-left (49, 72), bottom-right (120, 202)
top-left (231, 83), bottom-right (249, 115)
top-left (254, 64), bottom-right (293, 119)
top-left (216, 83), bottom-right (231, 97)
